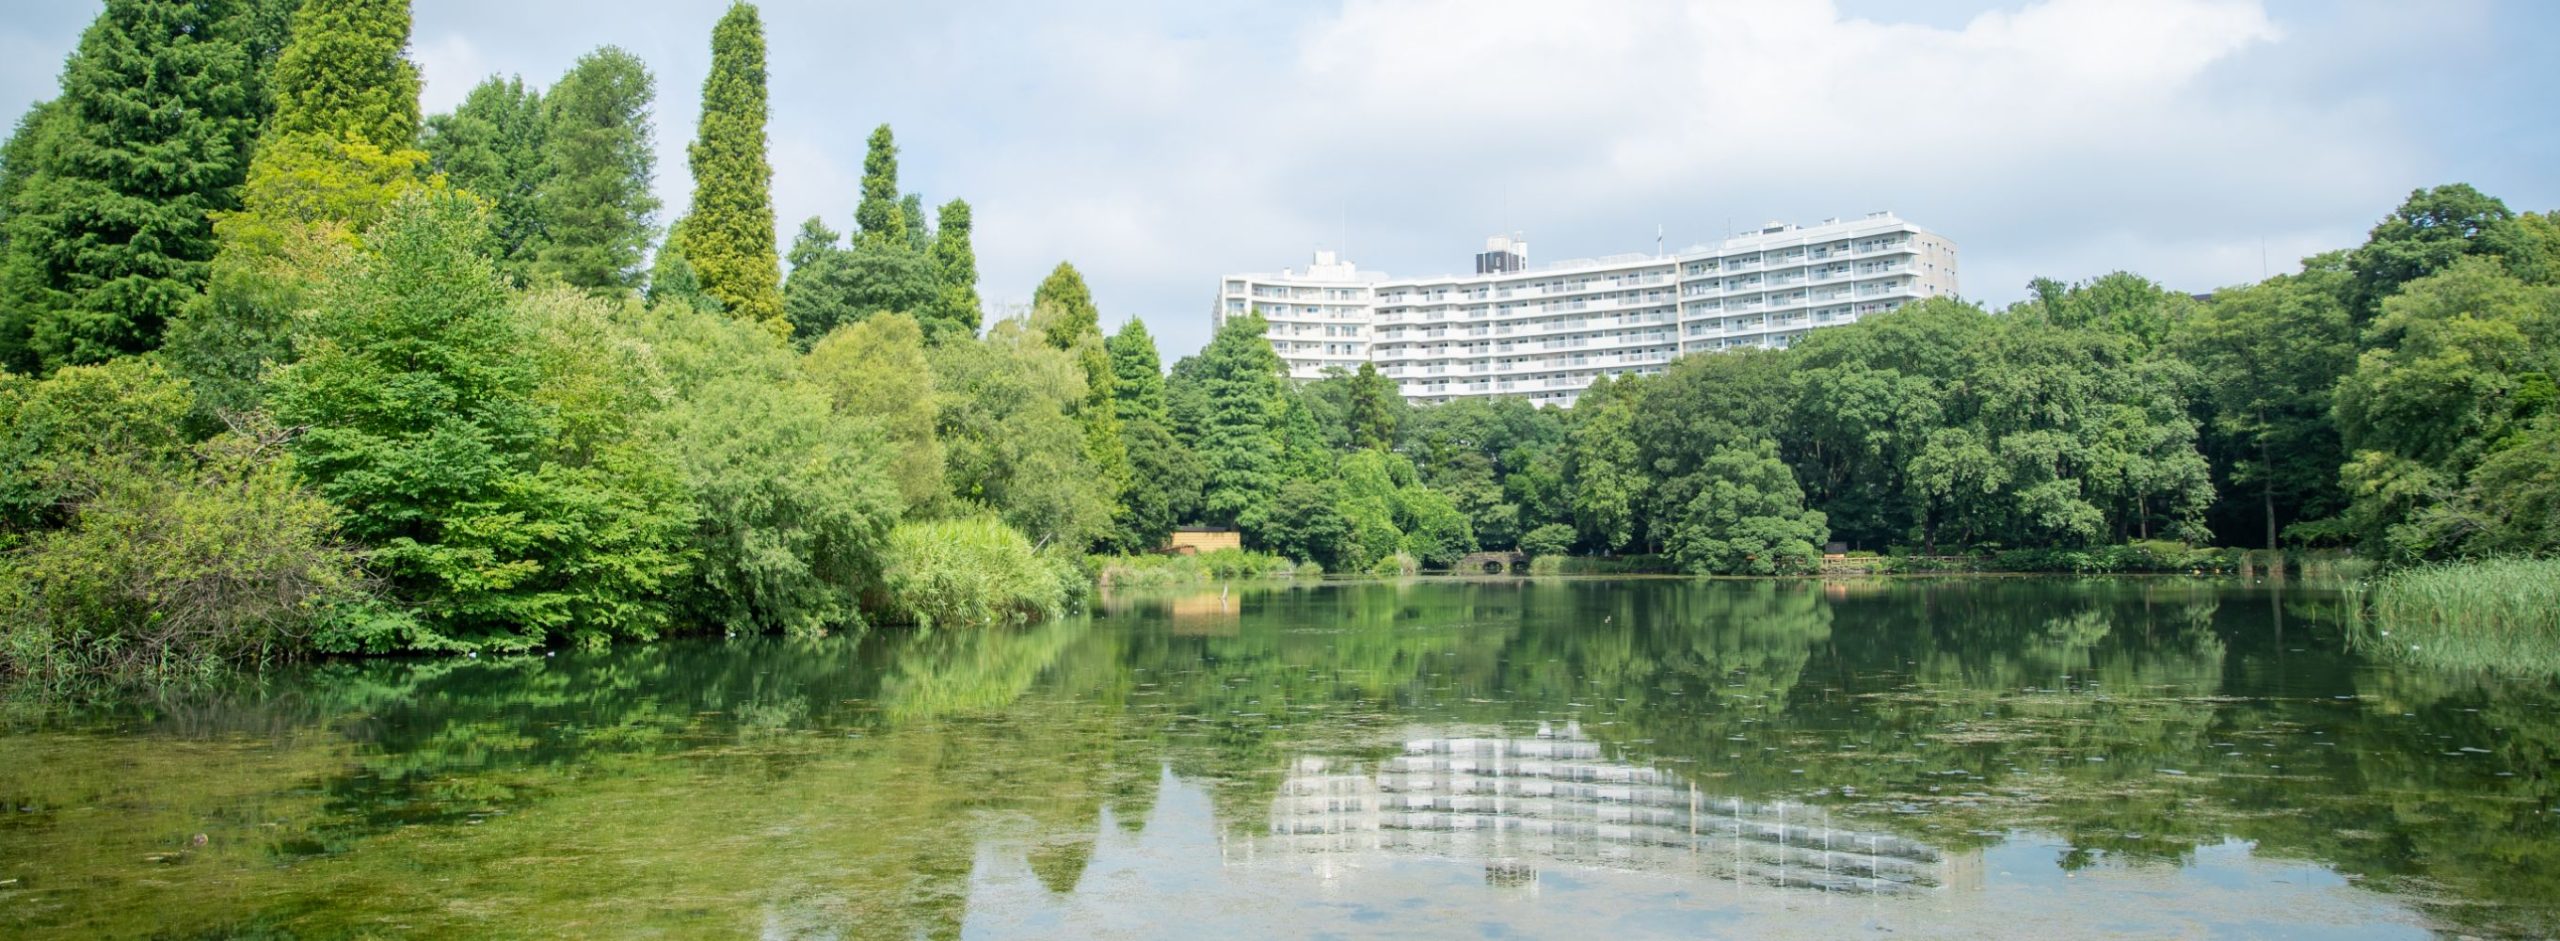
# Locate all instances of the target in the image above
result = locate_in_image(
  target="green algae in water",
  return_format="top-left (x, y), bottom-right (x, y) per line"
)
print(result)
top-left (1, 578), bottom-right (2554, 939)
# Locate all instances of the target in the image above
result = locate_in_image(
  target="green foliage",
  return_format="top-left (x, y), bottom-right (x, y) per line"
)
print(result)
top-left (682, 2), bottom-right (781, 330)
top-left (1518, 522), bottom-right (1574, 559)
top-left (782, 215), bottom-right (939, 345)
top-left (0, 356), bottom-right (192, 535)
top-left (1396, 485), bottom-right (1475, 569)
top-left (271, 193), bottom-right (689, 651)
top-left (1402, 394), bottom-right (1565, 551)
top-left (2020, 271), bottom-right (2192, 355)
top-left (899, 194), bottom-right (929, 253)
top-left (0, 0), bottom-right (280, 370)
top-left (1566, 374), bottom-right (1644, 553)
top-left (855, 124), bottom-right (903, 247)
top-left (1184, 312), bottom-right (1288, 526)
top-left (1666, 440), bottom-right (1827, 575)
top-left (1107, 318), bottom-right (1166, 425)
top-left (635, 295), bottom-right (899, 637)
top-left (423, 74), bottom-right (548, 282)
top-left (1033, 261), bottom-right (1100, 351)
top-left (932, 321), bottom-right (1113, 552)
top-left (927, 199), bottom-right (980, 342)
top-left (642, 221), bottom-right (719, 314)
top-left (1347, 361), bottom-right (1397, 450)
top-left (880, 516), bottom-right (1071, 630)
top-left (804, 312), bottom-right (945, 516)
top-left (535, 46), bottom-right (658, 293)
top-left (1, 422), bottom-right (366, 686)
top-left (2347, 184), bottom-right (2517, 324)
top-left (1109, 416), bottom-right (1202, 554)
top-left (1089, 548), bottom-right (1301, 588)
top-left (2362, 558), bottom-right (2560, 676)
top-left (1253, 476), bottom-right (1350, 567)
top-left (266, 0), bottom-right (421, 147)
top-left (2334, 257), bottom-right (2560, 561)
top-left (1031, 262), bottom-right (1126, 500)
top-left (2172, 269), bottom-right (2356, 548)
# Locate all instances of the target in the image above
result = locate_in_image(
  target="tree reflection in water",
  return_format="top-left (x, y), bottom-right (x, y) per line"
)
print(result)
top-left (1, 578), bottom-right (2553, 939)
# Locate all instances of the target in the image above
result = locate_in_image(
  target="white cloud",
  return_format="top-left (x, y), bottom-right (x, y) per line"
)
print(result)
top-left (412, 33), bottom-right (491, 114)
top-left (957, 0), bottom-right (2415, 352)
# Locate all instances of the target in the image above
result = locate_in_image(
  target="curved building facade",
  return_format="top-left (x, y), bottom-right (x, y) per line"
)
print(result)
top-left (1215, 213), bottom-right (1957, 406)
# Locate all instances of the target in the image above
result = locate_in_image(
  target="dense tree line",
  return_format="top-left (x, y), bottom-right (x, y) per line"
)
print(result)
top-left (1159, 184), bottom-right (2557, 576)
top-left (0, 0), bottom-right (1113, 682)
top-left (1, 0), bottom-right (2553, 684)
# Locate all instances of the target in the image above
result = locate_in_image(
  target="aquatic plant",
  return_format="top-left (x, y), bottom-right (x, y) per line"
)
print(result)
top-left (879, 516), bottom-right (1074, 629)
top-left (2360, 557), bottom-right (2560, 675)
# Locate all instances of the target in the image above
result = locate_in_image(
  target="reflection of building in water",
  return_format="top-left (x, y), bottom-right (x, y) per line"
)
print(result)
top-left (1264, 723), bottom-right (1958, 895)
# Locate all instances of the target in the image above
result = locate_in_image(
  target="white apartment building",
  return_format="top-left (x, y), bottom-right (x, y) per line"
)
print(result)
top-left (1214, 212), bottom-right (1957, 406)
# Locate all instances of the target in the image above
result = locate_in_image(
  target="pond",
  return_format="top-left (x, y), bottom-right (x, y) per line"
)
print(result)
top-left (2, 578), bottom-right (2554, 939)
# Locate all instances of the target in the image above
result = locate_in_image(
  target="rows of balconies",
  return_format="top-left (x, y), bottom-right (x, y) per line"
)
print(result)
top-left (1376, 291), bottom-right (1677, 322)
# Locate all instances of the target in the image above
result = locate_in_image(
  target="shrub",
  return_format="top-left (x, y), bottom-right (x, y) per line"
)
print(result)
top-left (2, 425), bottom-right (369, 686)
top-left (1368, 551), bottom-right (1419, 578)
top-left (1518, 523), bottom-right (1574, 559)
top-left (879, 516), bottom-right (1068, 630)
top-left (1526, 555), bottom-right (1566, 576)
top-left (1089, 549), bottom-right (1300, 589)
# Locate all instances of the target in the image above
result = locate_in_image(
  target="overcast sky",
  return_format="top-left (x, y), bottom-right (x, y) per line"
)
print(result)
top-left (5, 0), bottom-right (2555, 359)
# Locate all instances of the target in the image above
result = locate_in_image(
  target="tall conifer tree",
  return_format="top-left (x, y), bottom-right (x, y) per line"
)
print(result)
top-left (0, 0), bottom-right (282, 369)
top-left (928, 198), bottom-right (979, 341)
top-left (855, 124), bottom-right (902, 247)
top-left (423, 74), bottom-right (548, 282)
top-left (1031, 261), bottom-right (1125, 492)
top-left (266, 0), bottom-right (421, 146)
top-left (682, 2), bottom-right (781, 329)
top-left (166, 0), bottom-right (431, 421)
top-left (535, 46), bottom-right (658, 292)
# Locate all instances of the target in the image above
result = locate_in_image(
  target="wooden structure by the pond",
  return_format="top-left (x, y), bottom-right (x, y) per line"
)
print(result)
top-left (1456, 551), bottom-right (1529, 575)
top-left (1163, 526), bottom-right (1241, 555)
top-left (1260, 723), bottom-right (1967, 896)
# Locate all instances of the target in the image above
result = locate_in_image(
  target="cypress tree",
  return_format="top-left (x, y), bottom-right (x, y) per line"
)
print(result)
top-left (854, 123), bottom-right (902, 247)
top-left (899, 193), bottom-right (930, 253)
top-left (0, 0), bottom-right (280, 369)
top-left (1031, 262), bottom-right (1125, 493)
top-left (781, 215), bottom-right (848, 339)
top-left (1033, 261), bottom-right (1099, 351)
top-left (682, 2), bottom-right (782, 330)
top-left (423, 74), bottom-right (548, 282)
top-left (164, 0), bottom-right (430, 421)
top-left (928, 198), bottom-right (979, 341)
top-left (1107, 318), bottom-right (1166, 427)
top-left (536, 46), bottom-right (658, 292)
top-left (0, 102), bottom-right (69, 372)
top-left (266, 0), bottom-right (421, 147)
top-left (1348, 361), bottom-right (1397, 450)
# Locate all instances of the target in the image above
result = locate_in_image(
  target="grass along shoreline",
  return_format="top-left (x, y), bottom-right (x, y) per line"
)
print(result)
top-left (2354, 558), bottom-right (2560, 676)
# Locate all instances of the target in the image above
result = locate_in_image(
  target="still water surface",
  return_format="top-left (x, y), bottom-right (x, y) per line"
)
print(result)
top-left (2, 578), bottom-right (2554, 939)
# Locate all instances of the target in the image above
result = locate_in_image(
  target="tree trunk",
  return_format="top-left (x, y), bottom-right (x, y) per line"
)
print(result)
top-left (2260, 439), bottom-right (2278, 552)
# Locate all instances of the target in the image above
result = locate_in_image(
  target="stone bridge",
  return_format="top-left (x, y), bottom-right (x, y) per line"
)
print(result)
top-left (1454, 551), bottom-right (1530, 575)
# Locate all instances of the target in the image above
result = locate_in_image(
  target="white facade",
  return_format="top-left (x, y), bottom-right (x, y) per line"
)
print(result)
top-left (1259, 724), bottom-right (1961, 895)
top-left (1215, 213), bottom-right (1957, 406)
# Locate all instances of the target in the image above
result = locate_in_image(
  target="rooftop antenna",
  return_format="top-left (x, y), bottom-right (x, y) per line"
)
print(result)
top-left (2259, 237), bottom-right (2269, 280)
top-left (1656, 223), bottom-right (1665, 258)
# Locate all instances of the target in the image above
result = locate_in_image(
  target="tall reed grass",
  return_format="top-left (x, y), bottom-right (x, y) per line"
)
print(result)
top-left (2361, 558), bottom-right (2560, 675)
top-left (1090, 549), bottom-right (1304, 590)
top-left (879, 517), bottom-right (1079, 630)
